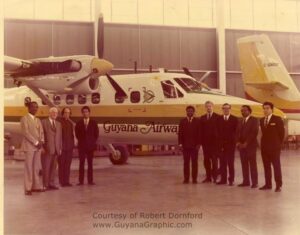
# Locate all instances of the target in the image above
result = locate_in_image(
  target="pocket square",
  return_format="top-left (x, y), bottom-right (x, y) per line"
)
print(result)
top-left (270, 123), bottom-right (276, 126)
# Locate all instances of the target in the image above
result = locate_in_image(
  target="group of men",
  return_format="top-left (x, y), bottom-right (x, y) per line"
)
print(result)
top-left (178, 101), bottom-right (284, 192)
top-left (21, 102), bottom-right (99, 195)
top-left (21, 99), bottom-right (284, 195)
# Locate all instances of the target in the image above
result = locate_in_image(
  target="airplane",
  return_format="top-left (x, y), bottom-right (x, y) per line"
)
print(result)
top-left (3, 17), bottom-right (286, 165)
top-left (237, 34), bottom-right (300, 121)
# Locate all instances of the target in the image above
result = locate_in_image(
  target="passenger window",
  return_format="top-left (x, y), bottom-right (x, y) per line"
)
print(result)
top-left (161, 80), bottom-right (177, 98)
top-left (24, 97), bottom-right (31, 107)
top-left (115, 94), bottom-right (125, 103)
top-left (92, 93), bottom-right (100, 104)
top-left (66, 94), bottom-right (74, 105)
top-left (78, 94), bottom-right (87, 104)
top-left (53, 95), bottom-right (61, 105)
top-left (130, 91), bottom-right (140, 103)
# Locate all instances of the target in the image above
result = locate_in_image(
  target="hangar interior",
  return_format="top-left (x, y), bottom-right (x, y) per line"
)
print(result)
top-left (3, 0), bottom-right (300, 235)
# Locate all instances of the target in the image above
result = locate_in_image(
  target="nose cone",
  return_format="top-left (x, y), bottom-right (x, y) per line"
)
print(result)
top-left (91, 58), bottom-right (113, 75)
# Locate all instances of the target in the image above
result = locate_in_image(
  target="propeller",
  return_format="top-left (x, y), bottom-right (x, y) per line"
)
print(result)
top-left (97, 14), bottom-right (104, 58)
top-left (65, 58), bottom-right (113, 91)
top-left (66, 15), bottom-right (113, 91)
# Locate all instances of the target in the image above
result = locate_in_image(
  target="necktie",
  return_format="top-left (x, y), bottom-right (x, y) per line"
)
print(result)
top-left (264, 117), bottom-right (268, 127)
top-left (224, 116), bottom-right (227, 121)
top-left (51, 120), bottom-right (56, 130)
top-left (85, 119), bottom-right (88, 129)
top-left (243, 118), bottom-right (246, 125)
top-left (207, 113), bottom-right (210, 120)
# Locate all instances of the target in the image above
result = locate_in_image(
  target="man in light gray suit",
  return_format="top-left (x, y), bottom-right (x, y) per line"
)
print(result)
top-left (20, 101), bottom-right (44, 195)
top-left (42, 107), bottom-right (62, 190)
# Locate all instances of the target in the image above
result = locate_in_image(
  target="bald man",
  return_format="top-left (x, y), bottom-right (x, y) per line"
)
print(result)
top-left (41, 107), bottom-right (62, 190)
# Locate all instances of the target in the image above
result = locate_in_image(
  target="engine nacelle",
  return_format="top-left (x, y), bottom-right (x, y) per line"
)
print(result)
top-left (68, 77), bottom-right (100, 94)
top-left (12, 55), bottom-right (112, 95)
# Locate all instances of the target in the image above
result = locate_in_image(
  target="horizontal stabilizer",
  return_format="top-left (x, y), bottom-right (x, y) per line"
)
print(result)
top-left (245, 80), bottom-right (289, 90)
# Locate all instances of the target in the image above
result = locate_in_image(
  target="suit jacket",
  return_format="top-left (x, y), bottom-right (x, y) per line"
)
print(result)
top-left (260, 115), bottom-right (285, 152)
top-left (42, 118), bottom-right (62, 155)
top-left (178, 117), bottom-right (201, 149)
top-left (199, 112), bottom-right (220, 148)
top-left (75, 119), bottom-right (99, 151)
top-left (60, 118), bottom-right (75, 151)
top-left (236, 116), bottom-right (259, 151)
top-left (20, 114), bottom-right (44, 151)
top-left (218, 114), bottom-right (238, 148)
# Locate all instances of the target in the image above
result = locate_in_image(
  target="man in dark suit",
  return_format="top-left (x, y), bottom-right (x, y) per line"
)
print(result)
top-left (178, 106), bottom-right (201, 184)
top-left (199, 101), bottom-right (220, 183)
top-left (259, 102), bottom-right (284, 192)
top-left (59, 107), bottom-right (75, 187)
top-left (236, 105), bottom-right (259, 188)
top-left (217, 103), bottom-right (238, 186)
top-left (75, 106), bottom-right (99, 185)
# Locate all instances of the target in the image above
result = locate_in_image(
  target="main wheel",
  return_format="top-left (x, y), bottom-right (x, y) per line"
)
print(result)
top-left (109, 145), bottom-right (129, 165)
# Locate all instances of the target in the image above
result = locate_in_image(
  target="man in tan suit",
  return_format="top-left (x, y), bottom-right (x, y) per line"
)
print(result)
top-left (20, 101), bottom-right (44, 195)
top-left (42, 107), bottom-right (62, 190)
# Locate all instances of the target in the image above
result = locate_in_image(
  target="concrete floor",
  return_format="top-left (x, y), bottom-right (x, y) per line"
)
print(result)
top-left (4, 150), bottom-right (300, 235)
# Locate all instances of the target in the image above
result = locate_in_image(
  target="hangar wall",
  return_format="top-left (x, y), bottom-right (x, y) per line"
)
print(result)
top-left (4, 20), bottom-right (94, 58)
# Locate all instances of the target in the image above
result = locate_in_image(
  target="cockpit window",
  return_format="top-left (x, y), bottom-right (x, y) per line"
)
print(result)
top-left (161, 80), bottom-right (177, 98)
top-left (174, 78), bottom-right (202, 92)
top-left (176, 88), bottom-right (184, 98)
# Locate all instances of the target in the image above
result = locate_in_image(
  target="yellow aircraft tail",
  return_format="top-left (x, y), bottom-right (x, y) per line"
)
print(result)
top-left (237, 34), bottom-right (300, 120)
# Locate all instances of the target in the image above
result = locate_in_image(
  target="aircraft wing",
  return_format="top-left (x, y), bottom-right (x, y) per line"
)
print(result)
top-left (4, 56), bottom-right (33, 75)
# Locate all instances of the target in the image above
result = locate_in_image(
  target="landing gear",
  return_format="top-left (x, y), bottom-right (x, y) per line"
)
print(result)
top-left (106, 144), bottom-right (129, 165)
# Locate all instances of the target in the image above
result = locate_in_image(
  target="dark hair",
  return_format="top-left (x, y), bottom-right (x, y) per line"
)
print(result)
top-left (186, 105), bottom-right (195, 111)
top-left (222, 103), bottom-right (231, 108)
top-left (263, 101), bottom-right (274, 110)
top-left (81, 106), bottom-right (90, 113)
top-left (61, 107), bottom-right (72, 116)
top-left (242, 105), bottom-right (252, 113)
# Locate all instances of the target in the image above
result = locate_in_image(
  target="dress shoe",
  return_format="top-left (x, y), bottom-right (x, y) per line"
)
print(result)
top-left (25, 191), bottom-right (32, 195)
top-left (228, 182), bottom-right (234, 186)
top-left (65, 183), bottom-right (73, 187)
top-left (183, 180), bottom-right (189, 184)
top-left (216, 181), bottom-right (226, 185)
top-left (77, 182), bottom-right (84, 186)
top-left (275, 187), bottom-right (281, 192)
top-left (251, 184), bottom-right (258, 188)
top-left (48, 185), bottom-right (59, 190)
top-left (259, 185), bottom-right (272, 190)
top-left (202, 178), bottom-right (212, 183)
top-left (88, 182), bottom-right (96, 185)
top-left (192, 180), bottom-right (198, 184)
top-left (238, 183), bottom-right (250, 187)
